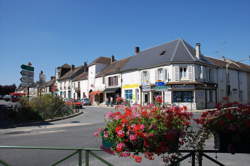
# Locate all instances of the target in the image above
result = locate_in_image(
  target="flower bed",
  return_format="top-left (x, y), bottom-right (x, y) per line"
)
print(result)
top-left (94, 103), bottom-right (192, 163)
top-left (195, 101), bottom-right (250, 153)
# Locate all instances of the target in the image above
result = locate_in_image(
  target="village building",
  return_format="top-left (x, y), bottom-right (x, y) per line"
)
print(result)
top-left (51, 39), bottom-right (250, 110)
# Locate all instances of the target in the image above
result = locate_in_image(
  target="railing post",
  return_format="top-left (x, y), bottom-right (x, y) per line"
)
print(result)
top-left (198, 151), bottom-right (202, 166)
top-left (78, 150), bottom-right (82, 166)
top-left (191, 152), bottom-right (195, 166)
top-left (85, 150), bottom-right (89, 166)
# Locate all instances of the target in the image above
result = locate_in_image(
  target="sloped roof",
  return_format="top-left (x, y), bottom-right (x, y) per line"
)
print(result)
top-left (57, 64), bottom-right (71, 69)
top-left (96, 57), bottom-right (131, 77)
top-left (72, 72), bottom-right (88, 81)
top-left (205, 56), bottom-right (250, 72)
top-left (121, 39), bottom-right (212, 71)
top-left (59, 66), bottom-right (84, 81)
top-left (89, 57), bottom-right (111, 66)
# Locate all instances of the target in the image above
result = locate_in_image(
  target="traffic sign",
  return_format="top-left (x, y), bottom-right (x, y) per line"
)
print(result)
top-left (20, 70), bottom-right (34, 77)
top-left (21, 64), bottom-right (34, 71)
top-left (20, 76), bottom-right (34, 83)
top-left (20, 82), bottom-right (31, 87)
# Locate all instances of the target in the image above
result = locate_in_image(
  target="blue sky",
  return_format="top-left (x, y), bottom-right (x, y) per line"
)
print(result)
top-left (0, 0), bottom-right (250, 85)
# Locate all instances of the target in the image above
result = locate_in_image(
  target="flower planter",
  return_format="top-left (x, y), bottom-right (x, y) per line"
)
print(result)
top-left (214, 132), bottom-right (250, 153)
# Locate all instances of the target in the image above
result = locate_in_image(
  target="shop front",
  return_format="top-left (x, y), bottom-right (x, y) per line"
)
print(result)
top-left (141, 81), bottom-right (169, 105)
top-left (104, 87), bottom-right (121, 105)
top-left (167, 82), bottom-right (217, 110)
top-left (89, 90), bottom-right (103, 105)
top-left (122, 84), bottom-right (140, 105)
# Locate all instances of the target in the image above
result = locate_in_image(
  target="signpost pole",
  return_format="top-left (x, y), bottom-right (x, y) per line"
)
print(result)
top-left (27, 86), bottom-right (29, 102)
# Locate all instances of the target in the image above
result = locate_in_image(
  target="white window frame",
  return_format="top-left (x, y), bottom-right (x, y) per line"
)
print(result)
top-left (180, 66), bottom-right (188, 80)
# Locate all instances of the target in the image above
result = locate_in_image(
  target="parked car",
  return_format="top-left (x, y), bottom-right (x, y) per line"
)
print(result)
top-left (3, 95), bottom-right (11, 101)
top-left (65, 99), bottom-right (83, 109)
top-left (81, 98), bottom-right (91, 106)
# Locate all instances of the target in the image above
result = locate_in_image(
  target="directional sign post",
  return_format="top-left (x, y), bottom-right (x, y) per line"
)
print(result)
top-left (21, 64), bottom-right (34, 71)
top-left (20, 63), bottom-right (35, 100)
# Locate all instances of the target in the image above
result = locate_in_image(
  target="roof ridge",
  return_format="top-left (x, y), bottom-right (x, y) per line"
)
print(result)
top-left (181, 40), bottom-right (197, 61)
top-left (170, 39), bottom-right (181, 61)
top-left (136, 39), bottom-right (180, 56)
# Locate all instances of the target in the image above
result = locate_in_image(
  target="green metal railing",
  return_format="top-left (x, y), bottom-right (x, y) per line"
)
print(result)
top-left (0, 146), bottom-right (114, 166)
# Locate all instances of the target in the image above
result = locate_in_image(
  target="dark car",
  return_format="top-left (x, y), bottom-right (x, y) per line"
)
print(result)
top-left (81, 98), bottom-right (91, 106)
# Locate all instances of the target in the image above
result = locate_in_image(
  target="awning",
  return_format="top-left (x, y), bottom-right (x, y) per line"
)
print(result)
top-left (104, 87), bottom-right (121, 93)
top-left (89, 90), bottom-right (102, 96)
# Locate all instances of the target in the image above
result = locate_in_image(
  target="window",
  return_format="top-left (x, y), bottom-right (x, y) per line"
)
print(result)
top-left (180, 67), bottom-right (187, 80)
top-left (200, 66), bottom-right (204, 79)
top-left (173, 91), bottom-right (193, 102)
top-left (157, 68), bottom-right (164, 81)
top-left (78, 82), bottom-right (80, 89)
top-left (239, 90), bottom-right (243, 101)
top-left (108, 76), bottom-right (118, 87)
top-left (208, 69), bottom-right (212, 81)
top-left (125, 90), bottom-right (133, 100)
top-left (142, 71), bottom-right (149, 84)
top-left (209, 90), bottom-right (213, 102)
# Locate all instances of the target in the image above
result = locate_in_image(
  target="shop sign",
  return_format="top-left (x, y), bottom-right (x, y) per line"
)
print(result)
top-left (171, 85), bottom-right (195, 89)
top-left (155, 81), bottom-right (165, 86)
top-left (142, 85), bottom-right (151, 92)
top-left (152, 85), bottom-right (168, 91)
top-left (122, 84), bottom-right (140, 89)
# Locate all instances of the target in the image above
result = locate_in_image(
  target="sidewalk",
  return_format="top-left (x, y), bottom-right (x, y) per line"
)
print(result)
top-left (86, 104), bottom-right (213, 113)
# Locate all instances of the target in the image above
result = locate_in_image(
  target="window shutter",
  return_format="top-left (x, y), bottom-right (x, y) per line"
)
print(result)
top-left (188, 66), bottom-right (193, 80)
top-left (155, 69), bottom-right (158, 81)
top-left (173, 66), bottom-right (179, 81)
top-left (164, 69), bottom-right (168, 81)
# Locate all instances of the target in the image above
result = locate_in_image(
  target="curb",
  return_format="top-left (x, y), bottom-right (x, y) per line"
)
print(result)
top-left (3, 110), bottom-right (84, 129)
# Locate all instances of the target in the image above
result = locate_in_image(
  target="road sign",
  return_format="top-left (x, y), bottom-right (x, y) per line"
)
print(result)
top-left (20, 82), bottom-right (31, 87)
top-left (21, 64), bottom-right (34, 71)
top-left (20, 76), bottom-right (34, 83)
top-left (20, 70), bottom-right (34, 77)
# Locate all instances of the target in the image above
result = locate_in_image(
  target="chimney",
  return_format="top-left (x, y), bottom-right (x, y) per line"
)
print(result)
top-left (111, 55), bottom-right (116, 63)
top-left (72, 65), bottom-right (75, 70)
top-left (134, 46), bottom-right (140, 55)
top-left (83, 62), bottom-right (88, 72)
top-left (51, 76), bottom-right (55, 80)
top-left (195, 43), bottom-right (201, 59)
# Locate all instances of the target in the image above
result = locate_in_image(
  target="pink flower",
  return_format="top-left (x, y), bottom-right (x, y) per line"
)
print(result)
top-left (103, 131), bottom-right (109, 138)
top-left (117, 130), bottom-right (125, 137)
top-left (129, 134), bottom-right (137, 141)
top-left (105, 112), bottom-right (113, 119)
top-left (116, 142), bottom-right (125, 152)
top-left (140, 124), bottom-right (145, 130)
top-left (119, 152), bottom-right (130, 157)
top-left (93, 128), bottom-right (102, 137)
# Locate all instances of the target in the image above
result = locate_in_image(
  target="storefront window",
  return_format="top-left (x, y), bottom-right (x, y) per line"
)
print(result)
top-left (173, 91), bottom-right (193, 102)
top-left (125, 90), bottom-right (133, 100)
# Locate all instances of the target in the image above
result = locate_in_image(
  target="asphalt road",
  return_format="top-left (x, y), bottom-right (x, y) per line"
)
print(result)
top-left (0, 107), bottom-right (250, 166)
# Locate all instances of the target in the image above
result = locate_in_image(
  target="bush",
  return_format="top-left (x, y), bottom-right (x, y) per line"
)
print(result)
top-left (9, 95), bottom-right (73, 123)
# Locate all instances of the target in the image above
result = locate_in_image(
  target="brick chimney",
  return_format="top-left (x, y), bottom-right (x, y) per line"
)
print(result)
top-left (195, 43), bottom-right (200, 59)
top-left (83, 62), bottom-right (88, 72)
top-left (111, 55), bottom-right (116, 63)
top-left (134, 46), bottom-right (140, 55)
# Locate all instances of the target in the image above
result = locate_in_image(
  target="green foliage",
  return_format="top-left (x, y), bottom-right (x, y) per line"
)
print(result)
top-left (10, 95), bottom-right (73, 123)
